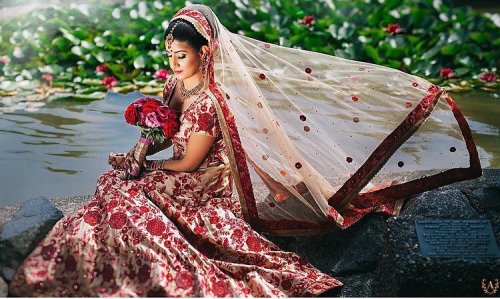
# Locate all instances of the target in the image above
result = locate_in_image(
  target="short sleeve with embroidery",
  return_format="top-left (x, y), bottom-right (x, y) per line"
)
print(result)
top-left (191, 97), bottom-right (221, 138)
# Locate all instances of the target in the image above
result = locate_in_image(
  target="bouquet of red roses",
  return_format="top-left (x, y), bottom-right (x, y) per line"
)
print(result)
top-left (122, 97), bottom-right (179, 179)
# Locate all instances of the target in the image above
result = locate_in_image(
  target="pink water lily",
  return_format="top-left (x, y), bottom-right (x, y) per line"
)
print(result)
top-left (300, 15), bottom-right (316, 27)
top-left (0, 56), bottom-right (10, 64)
top-left (480, 73), bottom-right (496, 82)
top-left (439, 68), bottom-right (455, 79)
top-left (95, 64), bottom-right (107, 74)
top-left (153, 69), bottom-right (169, 81)
top-left (41, 74), bottom-right (53, 82)
top-left (385, 23), bottom-right (403, 35)
top-left (101, 76), bottom-right (118, 89)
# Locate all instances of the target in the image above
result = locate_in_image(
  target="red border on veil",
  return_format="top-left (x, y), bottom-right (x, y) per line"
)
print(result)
top-left (242, 85), bottom-right (481, 234)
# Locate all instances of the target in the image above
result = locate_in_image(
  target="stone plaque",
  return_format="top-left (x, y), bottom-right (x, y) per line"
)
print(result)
top-left (415, 219), bottom-right (500, 258)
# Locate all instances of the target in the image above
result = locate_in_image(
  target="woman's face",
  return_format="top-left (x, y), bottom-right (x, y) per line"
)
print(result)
top-left (166, 40), bottom-right (202, 81)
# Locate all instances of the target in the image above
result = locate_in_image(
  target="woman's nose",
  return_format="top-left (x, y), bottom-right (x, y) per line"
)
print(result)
top-left (171, 57), bottom-right (180, 66)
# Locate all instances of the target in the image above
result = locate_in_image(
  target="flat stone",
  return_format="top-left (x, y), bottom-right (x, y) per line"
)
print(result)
top-left (372, 216), bottom-right (500, 296)
top-left (0, 196), bottom-right (63, 282)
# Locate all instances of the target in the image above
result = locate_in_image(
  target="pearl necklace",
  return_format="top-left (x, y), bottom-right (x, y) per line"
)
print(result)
top-left (180, 80), bottom-right (205, 101)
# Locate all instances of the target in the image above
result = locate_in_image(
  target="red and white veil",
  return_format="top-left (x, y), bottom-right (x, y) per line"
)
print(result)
top-left (165, 5), bottom-right (481, 236)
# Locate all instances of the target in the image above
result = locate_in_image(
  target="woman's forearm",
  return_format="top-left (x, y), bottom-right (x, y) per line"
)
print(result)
top-left (160, 158), bottom-right (193, 172)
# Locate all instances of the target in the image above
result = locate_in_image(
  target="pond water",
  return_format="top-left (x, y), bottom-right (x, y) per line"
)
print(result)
top-left (0, 90), bottom-right (498, 206)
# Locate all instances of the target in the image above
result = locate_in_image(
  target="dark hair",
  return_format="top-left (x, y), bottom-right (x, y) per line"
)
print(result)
top-left (163, 19), bottom-right (208, 52)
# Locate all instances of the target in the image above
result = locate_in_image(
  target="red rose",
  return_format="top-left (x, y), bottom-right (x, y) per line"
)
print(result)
top-left (142, 100), bottom-right (160, 114)
top-left (124, 105), bottom-right (138, 124)
top-left (162, 120), bottom-right (178, 138)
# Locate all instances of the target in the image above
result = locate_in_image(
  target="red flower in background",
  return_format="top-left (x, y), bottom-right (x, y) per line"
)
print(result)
top-left (385, 23), bottom-right (403, 35)
top-left (480, 73), bottom-right (496, 82)
top-left (101, 76), bottom-right (118, 89)
top-left (439, 68), bottom-right (455, 79)
top-left (41, 74), bottom-right (53, 82)
top-left (95, 64), bottom-right (107, 74)
top-left (0, 56), bottom-right (10, 64)
top-left (153, 69), bottom-right (169, 81)
top-left (300, 15), bottom-right (316, 27)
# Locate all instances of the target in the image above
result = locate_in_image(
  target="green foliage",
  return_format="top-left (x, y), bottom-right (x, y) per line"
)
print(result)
top-left (0, 0), bottom-right (498, 94)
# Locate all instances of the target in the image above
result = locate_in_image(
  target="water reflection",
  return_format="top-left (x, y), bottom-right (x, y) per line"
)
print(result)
top-left (0, 91), bottom-right (172, 206)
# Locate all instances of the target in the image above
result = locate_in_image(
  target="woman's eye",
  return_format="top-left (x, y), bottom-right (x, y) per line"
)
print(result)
top-left (178, 55), bottom-right (186, 59)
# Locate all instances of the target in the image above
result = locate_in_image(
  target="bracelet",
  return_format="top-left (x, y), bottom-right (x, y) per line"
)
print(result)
top-left (151, 160), bottom-right (164, 171)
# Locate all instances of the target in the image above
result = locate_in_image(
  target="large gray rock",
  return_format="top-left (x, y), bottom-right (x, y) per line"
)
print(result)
top-left (400, 189), bottom-right (479, 219)
top-left (0, 196), bottom-right (63, 282)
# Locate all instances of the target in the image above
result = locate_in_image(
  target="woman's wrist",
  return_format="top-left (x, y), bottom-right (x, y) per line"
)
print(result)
top-left (150, 160), bottom-right (164, 170)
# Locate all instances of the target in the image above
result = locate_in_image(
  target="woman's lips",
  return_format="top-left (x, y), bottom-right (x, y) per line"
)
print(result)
top-left (174, 70), bottom-right (183, 74)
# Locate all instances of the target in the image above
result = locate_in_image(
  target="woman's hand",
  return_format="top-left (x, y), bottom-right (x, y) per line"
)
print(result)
top-left (108, 153), bottom-right (127, 170)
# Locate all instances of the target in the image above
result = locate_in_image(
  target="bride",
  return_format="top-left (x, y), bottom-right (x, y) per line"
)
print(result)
top-left (8, 3), bottom-right (480, 297)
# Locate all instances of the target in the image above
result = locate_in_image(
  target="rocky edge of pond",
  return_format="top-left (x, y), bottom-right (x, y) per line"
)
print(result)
top-left (0, 168), bottom-right (499, 297)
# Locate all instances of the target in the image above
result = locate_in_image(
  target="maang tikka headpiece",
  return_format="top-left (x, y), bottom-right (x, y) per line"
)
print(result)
top-left (166, 21), bottom-right (181, 50)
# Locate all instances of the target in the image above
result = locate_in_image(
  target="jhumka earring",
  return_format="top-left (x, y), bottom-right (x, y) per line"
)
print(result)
top-left (199, 52), bottom-right (209, 77)
top-left (166, 21), bottom-right (181, 50)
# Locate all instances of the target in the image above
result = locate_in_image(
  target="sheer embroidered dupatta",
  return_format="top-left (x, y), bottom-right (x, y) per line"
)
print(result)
top-left (164, 5), bottom-right (482, 237)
